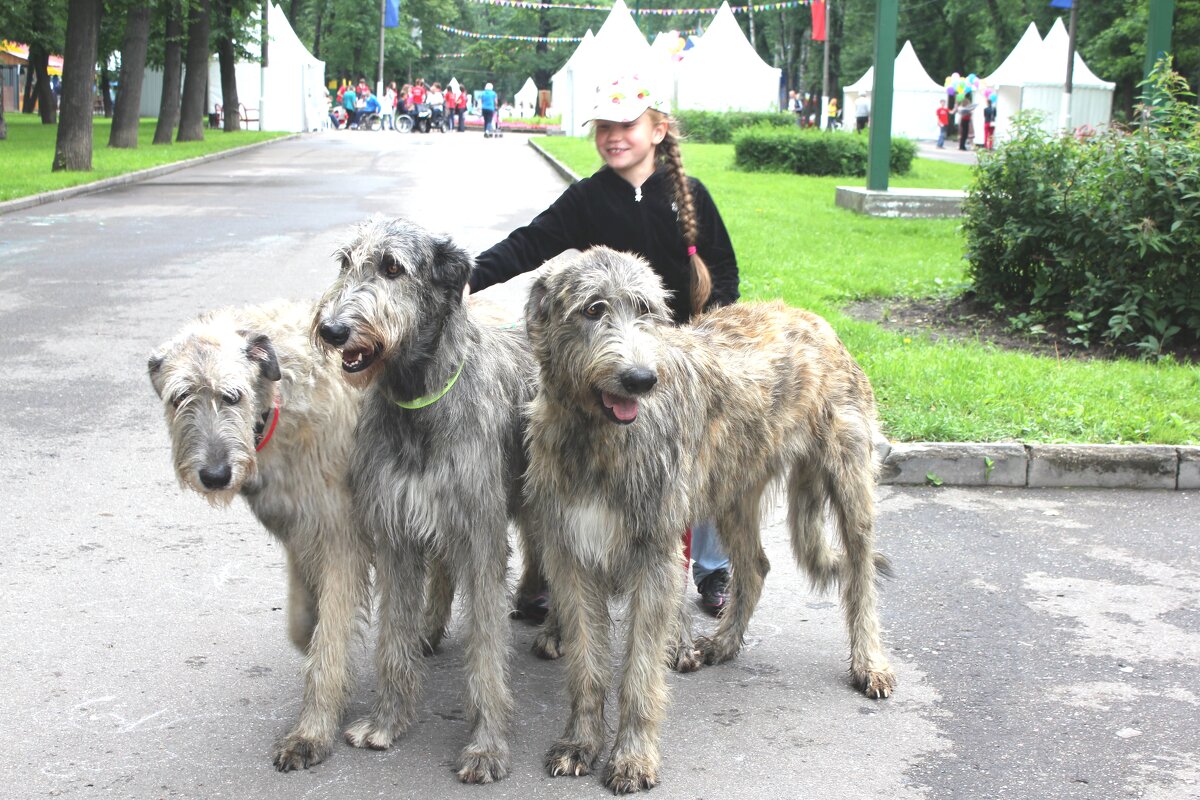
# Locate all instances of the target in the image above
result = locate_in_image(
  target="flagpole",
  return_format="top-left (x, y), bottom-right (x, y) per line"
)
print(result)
top-left (1059, 0), bottom-right (1078, 132)
top-left (378, 0), bottom-right (387, 96)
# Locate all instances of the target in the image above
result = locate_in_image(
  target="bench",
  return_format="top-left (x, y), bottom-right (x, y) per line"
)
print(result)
top-left (238, 103), bottom-right (260, 130)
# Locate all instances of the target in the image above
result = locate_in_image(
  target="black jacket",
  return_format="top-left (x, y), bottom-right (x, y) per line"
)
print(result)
top-left (470, 165), bottom-right (739, 324)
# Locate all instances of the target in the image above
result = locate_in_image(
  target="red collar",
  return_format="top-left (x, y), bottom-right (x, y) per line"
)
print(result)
top-left (254, 396), bottom-right (281, 453)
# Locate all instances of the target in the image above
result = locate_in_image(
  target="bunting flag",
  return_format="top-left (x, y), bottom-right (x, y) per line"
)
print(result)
top-left (384, 0), bottom-right (400, 27)
top-left (436, 23), bottom-right (584, 42)
top-left (459, 0), bottom-right (809, 13)
top-left (811, 0), bottom-right (826, 41)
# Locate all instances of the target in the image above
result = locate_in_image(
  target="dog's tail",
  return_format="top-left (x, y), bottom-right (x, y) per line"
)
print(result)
top-left (786, 464), bottom-right (842, 594)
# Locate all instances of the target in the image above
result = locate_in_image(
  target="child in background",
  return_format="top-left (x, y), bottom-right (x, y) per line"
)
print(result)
top-left (469, 72), bottom-right (737, 617)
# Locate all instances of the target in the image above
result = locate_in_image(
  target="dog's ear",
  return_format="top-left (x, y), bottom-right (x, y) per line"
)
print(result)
top-left (244, 333), bottom-right (282, 382)
top-left (525, 274), bottom-right (552, 339)
top-left (431, 236), bottom-right (473, 297)
top-left (148, 350), bottom-right (168, 398)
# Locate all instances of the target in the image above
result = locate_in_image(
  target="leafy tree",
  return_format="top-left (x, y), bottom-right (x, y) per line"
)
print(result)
top-left (177, 0), bottom-right (211, 142)
top-left (153, 0), bottom-right (186, 144)
top-left (110, 1), bottom-right (153, 147)
top-left (53, 0), bottom-right (102, 171)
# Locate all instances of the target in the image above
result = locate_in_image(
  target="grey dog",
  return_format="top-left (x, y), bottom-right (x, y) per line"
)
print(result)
top-left (148, 300), bottom-right (377, 771)
top-left (523, 248), bottom-right (896, 793)
top-left (313, 217), bottom-right (539, 783)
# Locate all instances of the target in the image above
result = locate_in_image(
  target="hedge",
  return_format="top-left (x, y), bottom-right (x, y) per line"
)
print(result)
top-left (962, 61), bottom-right (1200, 357)
top-left (674, 110), bottom-right (795, 144)
top-left (731, 125), bottom-right (916, 177)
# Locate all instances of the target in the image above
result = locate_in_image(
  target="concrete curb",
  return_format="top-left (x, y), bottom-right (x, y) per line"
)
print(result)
top-left (880, 442), bottom-right (1200, 490)
top-left (528, 138), bottom-right (581, 184)
top-left (0, 132), bottom-right (304, 217)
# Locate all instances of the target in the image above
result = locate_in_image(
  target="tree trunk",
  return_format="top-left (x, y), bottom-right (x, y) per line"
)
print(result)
top-left (215, 0), bottom-right (241, 132)
top-left (177, 0), bottom-right (211, 142)
top-left (23, 62), bottom-right (36, 113)
top-left (110, 2), bottom-right (152, 148)
top-left (53, 0), bottom-right (103, 172)
top-left (0, 80), bottom-right (7, 140)
top-left (153, 0), bottom-right (185, 144)
top-left (29, 45), bottom-right (57, 122)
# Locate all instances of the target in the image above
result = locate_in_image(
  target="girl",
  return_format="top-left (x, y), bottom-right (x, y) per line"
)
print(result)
top-left (469, 73), bottom-right (737, 617)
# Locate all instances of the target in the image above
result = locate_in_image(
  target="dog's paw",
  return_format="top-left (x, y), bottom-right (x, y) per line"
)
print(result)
top-left (604, 754), bottom-right (658, 794)
top-left (343, 717), bottom-right (395, 750)
top-left (545, 740), bottom-right (599, 778)
top-left (457, 746), bottom-right (510, 784)
top-left (532, 628), bottom-right (565, 660)
top-left (856, 666), bottom-right (897, 699)
top-left (272, 733), bottom-right (331, 771)
top-left (695, 634), bottom-right (740, 666)
top-left (668, 643), bottom-right (703, 673)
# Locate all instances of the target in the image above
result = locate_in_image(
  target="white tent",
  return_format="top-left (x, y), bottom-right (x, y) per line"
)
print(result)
top-left (514, 76), bottom-right (538, 118)
top-left (984, 18), bottom-right (1113, 141)
top-left (551, 0), bottom-right (657, 135)
top-left (674, 2), bottom-right (779, 112)
top-left (204, 2), bottom-right (325, 132)
top-left (842, 40), bottom-right (944, 139)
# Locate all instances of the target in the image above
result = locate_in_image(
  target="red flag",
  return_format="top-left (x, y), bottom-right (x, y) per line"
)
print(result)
top-left (811, 0), bottom-right (827, 42)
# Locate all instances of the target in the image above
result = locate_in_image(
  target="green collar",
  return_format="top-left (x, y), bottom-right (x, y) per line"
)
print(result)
top-left (392, 358), bottom-right (466, 410)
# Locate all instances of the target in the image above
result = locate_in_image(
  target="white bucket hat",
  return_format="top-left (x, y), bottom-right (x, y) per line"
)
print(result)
top-left (585, 73), bottom-right (668, 123)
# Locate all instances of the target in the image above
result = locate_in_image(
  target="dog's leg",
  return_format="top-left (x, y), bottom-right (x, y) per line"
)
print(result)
top-left (696, 495), bottom-right (771, 666)
top-left (544, 549), bottom-right (612, 779)
top-left (666, 544), bottom-right (701, 673)
top-left (345, 531), bottom-right (428, 749)
top-left (421, 553), bottom-right (455, 654)
top-left (827, 429), bottom-right (896, 699)
top-left (274, 526), bottom-right (371, 770)
top-left (604, 552), bottom-right (679, 794)
top-left (284, 547), bottom-right (317, 652)
top-left (454, 530), bottom-right (513, 783)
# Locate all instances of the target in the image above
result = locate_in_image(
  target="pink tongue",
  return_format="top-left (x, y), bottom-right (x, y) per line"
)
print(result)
top-left (602, 391), bottom-right (639, 422)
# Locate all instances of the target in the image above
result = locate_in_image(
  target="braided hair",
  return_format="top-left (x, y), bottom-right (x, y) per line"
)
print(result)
top-left (650, 111), bottom-right (712, 318)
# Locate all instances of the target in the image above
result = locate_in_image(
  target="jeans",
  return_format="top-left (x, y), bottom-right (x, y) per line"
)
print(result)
top-left (482, 108), bottom-right (495, 133)
top-left (690, 520), bottom-right (730, 587)
top-left (936, 124), bottom-right (947, 147)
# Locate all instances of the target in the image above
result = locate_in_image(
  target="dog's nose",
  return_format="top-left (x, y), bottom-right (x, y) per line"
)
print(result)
top-left (318, 321), bottom-right (351, 346)
top-left (619, 367), bottom-right (658, 395)
top-left (199, 463), bottom-right (233, 490)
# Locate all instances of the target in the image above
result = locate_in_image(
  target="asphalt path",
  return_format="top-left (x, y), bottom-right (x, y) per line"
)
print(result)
top-left (1, 129), bottom-right (1197, 800)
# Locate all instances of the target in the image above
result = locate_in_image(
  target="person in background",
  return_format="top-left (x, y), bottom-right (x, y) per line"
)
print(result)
top-left (983, 97), bottom-right (997, 150)
top-left (826, 97), bottom-right (839, 130)
top-left (381, 82), bottom-right (397, 130)
top-left (855, 93), bottom-right (870, 133)
top-left (787, 90), bottom-right (802, 126)
top-left (936, 98), bottom-right (950, 148)
top-left (468, 72), bottom-right (737, 618)
top-left (480, 82), bottom-right (498, 136)
top-left (957, 91), bottom-right (977, 150)
top-left (450, 83), bottom-right (468, 132)
top-left (409, 77), bottom-right (427, 107)
top-left (428, 81), bottom-right (446, 129)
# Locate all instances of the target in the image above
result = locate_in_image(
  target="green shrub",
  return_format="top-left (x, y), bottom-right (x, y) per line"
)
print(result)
top-left (674, 110), bottom-right (794, 144)
top-left (963, 59), bottom-right (1200, 357)
top-left (732, 125), bottom-right (915, 177)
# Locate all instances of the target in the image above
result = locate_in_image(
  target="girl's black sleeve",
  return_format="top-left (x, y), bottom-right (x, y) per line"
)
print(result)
top-left (470, 181), bottom-right (588, 293)
top-left (692, 179), bottom-right (740, 309)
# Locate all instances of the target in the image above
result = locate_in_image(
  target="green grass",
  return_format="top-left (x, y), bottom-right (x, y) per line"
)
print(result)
top-left (535, 135), bottom-right (1200, 445)
top-left (0, 114), bottom-right (287, 201)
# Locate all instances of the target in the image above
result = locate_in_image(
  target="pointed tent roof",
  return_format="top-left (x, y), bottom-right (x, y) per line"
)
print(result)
top-left (1035, 17), bottom-right (1114, 88)
top-left (552, 29), bottom-right (594, 84)
top-left (515, 76), bottom-right (538, 106)
top-left (674, 1), bottom-right (779, 112)
top-left (983, 21), bottom-right (1044, 87)
top-left (846, 40), bottom-right (941, 92)
top-left (587, 0), bottom-right (652, 70)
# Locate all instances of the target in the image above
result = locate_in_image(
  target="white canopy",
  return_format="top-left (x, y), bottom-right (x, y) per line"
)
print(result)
top-left (842, 40), bottom-right (944, 139)
top-left (514, 76), bottom-right (538, 118)
top-left (674, 2), bottom-right (780, 112)
top-left (985, 17), bottom-right (1113, 140)
top-left (550, 0), bottom-right (656, 135)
